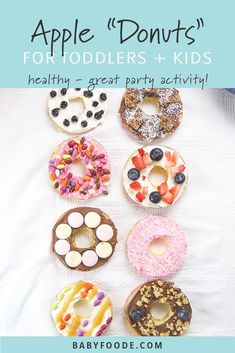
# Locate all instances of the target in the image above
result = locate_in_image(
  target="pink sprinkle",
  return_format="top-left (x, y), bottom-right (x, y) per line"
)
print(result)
top-left (127, 216), bottom-right (187, 277)
top-left (60, 174), bottom-right (67, 179)
top-left (96, 330), bottom-right (102, 336)
top-left (72, 150), bottom-right (78, 158)
top-left (60, 187), bottom-right (66, 195)
top-left (67, 172), bottom-right (72, 179)
top-left (68, 140), bottom-right (75, 148)
top-left (78, 177), bottom-right (83, 185)
top-left (82, 181), bottom-right (89, 190)
top-left (100, 324), bottom-right (107, 331)
top-left (106, 317), bottom-right (112, 324)
top-left (82, 144), bottom-right (88, 150)
top-left (98, 154), bottom-right (105, 159)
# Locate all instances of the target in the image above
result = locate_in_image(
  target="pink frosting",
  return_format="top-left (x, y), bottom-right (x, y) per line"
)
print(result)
top-left (49, 137), bottom-right (111, 200)
top-left (127, 216), bottom-right (187, 277)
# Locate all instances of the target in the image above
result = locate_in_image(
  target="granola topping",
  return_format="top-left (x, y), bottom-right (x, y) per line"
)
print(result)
top-left (125, 280), bottom-right (192, 336)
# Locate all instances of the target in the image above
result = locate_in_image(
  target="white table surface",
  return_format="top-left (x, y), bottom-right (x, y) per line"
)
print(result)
top-left (0, 88), bottom-right (235, 336)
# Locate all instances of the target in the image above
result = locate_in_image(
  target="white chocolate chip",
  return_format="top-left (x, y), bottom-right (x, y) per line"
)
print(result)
top-left (55, 224), bottom-right (72, 239)
top-left (54, 240), bottom-right (70, 255)
top-left (95, 242), bottom-right (113, 259)
top-left (65, 251), bottom-right (82, 268)
top-left (84, 212), bottom-right (101, 228)
top-left (68, 212), bottom-right (84, 228)
top-left (96, 224), bottom-right (113, 241)
top-left (82, 250), bottom-right (98, 267)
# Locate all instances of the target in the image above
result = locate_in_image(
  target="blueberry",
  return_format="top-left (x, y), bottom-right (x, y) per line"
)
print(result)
top-left (174, 173), bottom-right (186, 184)
top-left (51, 108), bottom-right (59, 117)
top-left (177, 307), bottom-right (190, 321)
top-left (50, 90), bottom-right (56, 98)
top-left (81, 120), bottom-right (88, 128)
top-left (60, 88), bottom-right (67, 95)
top-left (71, 116), bottom-right (78, 123)
top-left (63, 119), bottom-right (70, 127)
top-left (150, 148), bottom-right (163, 161)
top-left (86, 110), bottom-right (93, 118)
top-left (60, 101), bottom-right (68, 109)
top-left (130, 309), bottom-right (145, 322)
top-left (92, 101), bottom-right (99, 107)
top-left (149, 191), bottom-right (162, 204)
top-left (100, 93), bottom-right (107, 101)
top-left (127, 168), bottom-right (140, 181)
top-left (94, 110), bottom-right (104, 120)
top-left (83, 90), bottom-right (93, 98)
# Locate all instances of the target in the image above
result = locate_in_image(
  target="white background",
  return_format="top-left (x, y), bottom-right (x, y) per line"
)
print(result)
top-left (0, 88), bottom-right (235, 336)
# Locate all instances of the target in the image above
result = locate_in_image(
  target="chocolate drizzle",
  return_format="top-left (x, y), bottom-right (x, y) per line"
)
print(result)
top-left (52, 207), bottom-right (117, 271)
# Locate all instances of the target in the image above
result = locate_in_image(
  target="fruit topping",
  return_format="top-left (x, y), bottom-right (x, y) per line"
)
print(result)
top-left (100, 93), bottom-right (107, 101)
top-left (132, 155), bottom-right (146, 170)
top-left (150, 148), bottom-right (163, 161)
top-left (162, 192), bottom-right (174, 205)
top-left (143, 153), bottom-right (152, 165)
top-left (157, 181), bottom-right (168, 195)
top-left (169, 184), bottom-right (181, 197)
top-left (130, 182), bottom-right (141, 191)
top-left (171, 151), bottom-right (179, 165)
top-left (142, 186), bottom-right (148, 195)
top-left (127, 168), bottom-right (140, 180)
top-left (136, 192), bottom-right (145, 202)
top-left (178, 164), bottom-right (186, 173)
top-left (165, 151), bottom-right (171, 161)
top-left (60, 101), bottom-right (68, 109)
top-left (50, 90), bottom-right (57, 97)
top-left (138, 148), bottom-right (145, 157)
top-left (177, 307), bottom-right (190, 321)
top-left (60, 88), bottom-right (67, 95)
top-left (52, 108), bottom-right (59, 117)
top-left (130, 308), bottom-right (145, 322)
top-left (149, 191), bottom-right (162, 204)
top-left (174, 172), bottom-right (186, 184)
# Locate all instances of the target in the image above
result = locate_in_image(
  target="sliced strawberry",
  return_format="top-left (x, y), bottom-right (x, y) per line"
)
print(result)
top-left (165, 151), bottom-right (171, 161)
top-left (157, 181), bottom-right (168, 195)
top-left (178, 164), bottom-right (186, 173)
top-left (171, 151), bottom-right (179, 165)
top-left (169, 184), bottom-right (181, 198)
top-left (143, 152), bottom-right (152, 165)
top-left (136, 192), bottom-right (145, 202)
top-left (138, 148), bottom-right (145, 157)
top-left (130, 181), bottom-right (141, 191)
top-left (170, 166), bottom-right (178, 177)
top-left (132, 155), bottom-right (146, 170)
top-left (142, 186), bottom-right (148, 195)
top-left (162, 191), bottom-right (175, 205)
